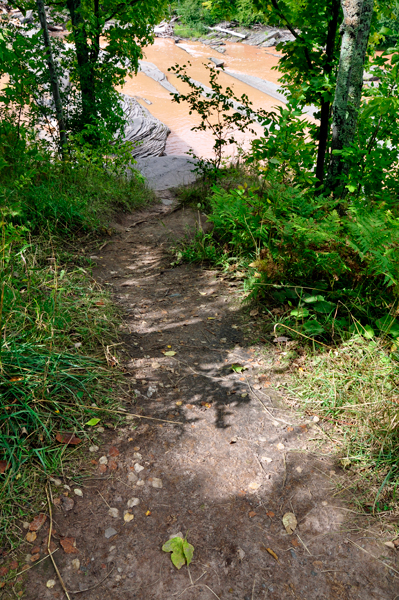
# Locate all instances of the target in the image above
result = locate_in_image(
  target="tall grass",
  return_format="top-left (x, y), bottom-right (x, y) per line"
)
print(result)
top-left (0, 131), bottom-right (154, 547)
top-left (288, 336), bottom-right (399, 514)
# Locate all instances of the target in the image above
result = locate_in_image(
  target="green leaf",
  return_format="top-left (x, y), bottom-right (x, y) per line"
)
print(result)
top-left (362, 325), bottom-right (375, 339)
top-left (290, 308), bottom-right (310, 318)
top-left (162, 536), bottom-right (194, 569)
top-left (302, 295), bottom-right (325, 303)
top-left (231, 363), bottom-right (247, 373)
top-left (345, 184), bottom-right (356, 193)
top-left (303, 321), bottom-right (324, 336)
top-left (85, 418), bottom-right (101, 427)
top-left (376, 317), bottom-right (399, 337)
top-left (312, 301), bottom-right (336, 314)
top-left (182, 539), bottom-right (194, 566)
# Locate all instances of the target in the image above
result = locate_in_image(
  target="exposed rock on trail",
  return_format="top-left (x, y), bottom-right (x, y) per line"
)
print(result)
top-left (121, 95), bottom-right (170, 158)
top-left (23, 188), bottom-right (398, 599)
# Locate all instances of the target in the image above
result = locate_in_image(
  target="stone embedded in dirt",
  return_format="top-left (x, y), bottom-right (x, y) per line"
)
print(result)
top-left (49, 477), bottom-right (62, 486)
top-left (46, 580), bottom-right (56, 589)
top-left (89, 446), bottom-right (99, 452)
top-left (29, 513), bottom-right (47, 532)
top-left (109, 446), bottom-right (120, 457)
top-left (97, 427), bottom-right (105, 433)
top-left (72, 559), bottom-right (80, 570)
top-left (248, 482), bottom-right (260, 491)
top-left (108, 508), bottom-right (120, 518)
top-left (261, 456), bottom-right (273, 463)
top-left (296, 466), bottom-right (303, 473)
top-left (74, 489), bottom-right (83, 497)
top-left (128, 472), bottom-right (138, 483)
top-left (22, 522), bottom-right (30, 529)
top-left (134, 463), bottom-right (145, 473)
top-left (127, 498), bottom-right (140, 508)
top-left (99, 456), bottom-right (108, 465)
top-left (276, 443), bottom-right (285, 450)
top-left (147, 386), bottom-right (157, 397)
top-left (151, 478), bottom-right (163, 489)
top-left (137, 480), bottom-right (145, 486)
top-left (104, 527), bottom-right (118, 539)
top-left (60, 496), bottom-right (74, 511)
top-left (133, 452), bottom-right (142, 460)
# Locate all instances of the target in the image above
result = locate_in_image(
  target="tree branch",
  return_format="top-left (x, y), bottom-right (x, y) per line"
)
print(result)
top-left (270, 0), bottom-right (313, 71)
top-left (103, 0), bottom-right (146, 23)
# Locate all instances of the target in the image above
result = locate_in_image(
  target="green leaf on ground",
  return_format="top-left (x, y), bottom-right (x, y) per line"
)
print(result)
top-left (162, 536), bottom-right (194, 569)
top-left (85, 418), bottom-right (101, 427)
top-left (231, 364), bottom-right (247, 373)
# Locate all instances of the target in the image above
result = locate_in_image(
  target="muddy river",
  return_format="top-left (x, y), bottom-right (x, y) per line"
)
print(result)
top-left (121, 38), bottom-right (282, 158)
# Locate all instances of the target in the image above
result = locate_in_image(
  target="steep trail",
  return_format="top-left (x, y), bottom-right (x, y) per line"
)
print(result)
top-left (24, 179), bottom-right (398, 600)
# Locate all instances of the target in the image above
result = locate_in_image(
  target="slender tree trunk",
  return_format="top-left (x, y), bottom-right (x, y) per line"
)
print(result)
top-left (36, 0), bottom-right (67, 155)
top-left (66, 0), bottom-right (97, 131)
top-left (326, 0), bottom-right (374, 192)
top-left (315, 0), bottom-right (341, 186)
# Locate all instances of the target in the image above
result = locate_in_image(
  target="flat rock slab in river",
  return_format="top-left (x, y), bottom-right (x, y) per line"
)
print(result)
top-left (134, 156), bottom-right (198, 190)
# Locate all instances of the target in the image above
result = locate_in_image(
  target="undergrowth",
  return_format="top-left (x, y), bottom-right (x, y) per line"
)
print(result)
top-left (0, 125), bottom-right (153, 549)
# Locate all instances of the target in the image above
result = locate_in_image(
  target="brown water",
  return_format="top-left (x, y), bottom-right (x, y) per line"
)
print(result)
top-left (121, 38), bottom-right (282, 158)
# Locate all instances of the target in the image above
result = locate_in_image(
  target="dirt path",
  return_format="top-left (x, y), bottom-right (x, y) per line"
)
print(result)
top-left (25, 193), bottom-right (398, 600)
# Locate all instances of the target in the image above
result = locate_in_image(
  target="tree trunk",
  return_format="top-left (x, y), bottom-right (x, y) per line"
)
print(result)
top-left (326, 0), bottom-right (374, 192)
top-left (36, 0), bottom-right (67, 155)
top-left (315, 0), bottom-right (341, 186)
top-left (66, 0), bottom-right (97, 132)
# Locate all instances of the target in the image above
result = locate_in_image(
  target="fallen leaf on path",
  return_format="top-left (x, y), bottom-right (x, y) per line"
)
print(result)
top-left (162, 536), bottom-right (194, 569)
top-left (151, 363), bottom-right (160, 369)
top-left (237, 548), bottom-right (246, 560)
top-left (124, 512), bottom-right (134, 522)
top-left (231, 364), bottom-right (247, 373)
top-left (163, 351), bottom-right (176, 356)
top-left (384, 541), bottom-right (396, 550)
top-left (276, 443), bottom-right (285, 450)
top-left (282, 512), bottom-right (297, 535)
top-left (0, 461), bottom-right (9, 474)
top-left (248, 511), bottom-right (257, 518)
top-left (176, 401), bottom-right (182, 406)
top-left (74, 489), bottom-right (83, 497)
top-left (60, 538), bottom-right (78, 554)
top-left (291, 538), bottom-right (300, 547)
top-left (85, 418), bottom-right (100, 427)
top-left (108, 446), bottom-right (119, 457)
top-left (55, 432), bottom-right (81, 446)
top-left (250, 309), bottom-right (258, 316)
top-left (29, 514), bottom-right (47, 532)
top-left (25, 532), bottom-right (37, 542)
top-left (146, 510), bottom-right (151, 516)
top-left (266, 548), bottom-right (279, 561)
top-left (46, 580), bottom-right (56, 589)
top-left (108, 508), bottom-right (119, 518)
top-left (266, 511), bottom-right (275, 518)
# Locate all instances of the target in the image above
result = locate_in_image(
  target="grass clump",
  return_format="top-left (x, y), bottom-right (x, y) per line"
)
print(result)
top-left (289, 336), bottom-right (399, 514)
top-left (0, 125), bottom-right (152, 550)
